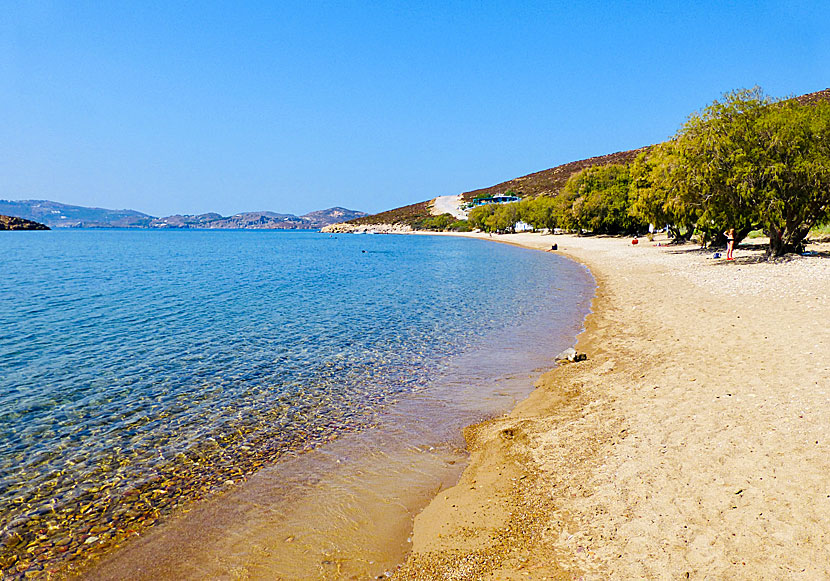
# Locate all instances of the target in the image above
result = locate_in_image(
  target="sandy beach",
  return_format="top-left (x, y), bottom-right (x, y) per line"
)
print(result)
top-left (396, 232), bottom-right (830, 580)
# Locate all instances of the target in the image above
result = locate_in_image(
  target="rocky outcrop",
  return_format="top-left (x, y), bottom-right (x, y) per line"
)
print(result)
top-left (0, 215), bottom-right (50, 230)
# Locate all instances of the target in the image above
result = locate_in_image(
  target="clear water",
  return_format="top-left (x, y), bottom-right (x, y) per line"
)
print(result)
top-left (0, 230), bottom-right (593, 577)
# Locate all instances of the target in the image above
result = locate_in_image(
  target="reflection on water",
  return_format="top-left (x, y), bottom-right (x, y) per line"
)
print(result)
top-left (0, 231), bottom-right (593, 579)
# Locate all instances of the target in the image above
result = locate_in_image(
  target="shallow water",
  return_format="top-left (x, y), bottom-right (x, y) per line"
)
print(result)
top-left (0, 230), bottom-right (593, 578)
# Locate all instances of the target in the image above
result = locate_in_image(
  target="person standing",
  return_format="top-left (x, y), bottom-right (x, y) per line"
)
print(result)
top-left (724, 228), bottom-right (735, 260)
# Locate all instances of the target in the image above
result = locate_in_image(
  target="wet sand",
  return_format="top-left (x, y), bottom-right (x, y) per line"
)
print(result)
top-left (396, 232), bottom-right (830, 580)
top-left (76, 262), bottom-right (590, 581)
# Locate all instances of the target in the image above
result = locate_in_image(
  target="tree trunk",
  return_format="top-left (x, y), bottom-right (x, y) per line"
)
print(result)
top-left (767, 225), bottom-right (808, 256)
top-left (767, 225), bottom-right (784, 256)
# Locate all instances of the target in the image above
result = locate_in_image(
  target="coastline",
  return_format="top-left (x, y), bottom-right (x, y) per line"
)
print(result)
top-left (396, 231), bottom-right (830, 579)
top-left (63, 233), bottom-right (591, 581)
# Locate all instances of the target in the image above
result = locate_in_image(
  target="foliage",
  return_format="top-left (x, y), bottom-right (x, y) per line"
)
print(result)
top-left (555, 163), bottom-right (646, 234)
top-left (517, 197), bottom-right (557, 231)
top-left (467, 202), bottom-right (523, 233)
top-left (468, 204), bottom-right (496, 231)
top-left (654, 88), bottom-right (830, 255)
top-left (415, 213), bottom-right (455, 230)
top-left (354, 88), bottom-right (830, 254)
top-left (485, 203), bottom-right (519, 233)
top-left (810, 222), bottom-right (830, 237)
top-left (628, 147), bottom-right (698, 241)
top-left (411, 214), bottom-right (472, 232)
top-left (460, 147), bottom-right (649, 204)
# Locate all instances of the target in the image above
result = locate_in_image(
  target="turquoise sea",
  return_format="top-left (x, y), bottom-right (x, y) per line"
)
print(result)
top-left (0, 230), bottom-right (593, 578)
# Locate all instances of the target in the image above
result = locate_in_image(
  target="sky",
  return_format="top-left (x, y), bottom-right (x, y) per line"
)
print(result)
top-left (2, 1), bottom-right (829, 217)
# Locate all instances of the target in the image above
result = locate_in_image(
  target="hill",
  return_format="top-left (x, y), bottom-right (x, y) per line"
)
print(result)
top-left (0, 200), bottom-right (153, 228)
top-left (343, 148), bottom-right (650, 228)
top-left (458, 146), bottom-right (651, 203)
top-left (148, 207), bottom-right (367, 229)
top-left (345, 87), bottom-right (830, 229)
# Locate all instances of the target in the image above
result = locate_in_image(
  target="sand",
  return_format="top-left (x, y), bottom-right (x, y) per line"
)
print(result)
top-left (395, 232), bottom-right (830, 580)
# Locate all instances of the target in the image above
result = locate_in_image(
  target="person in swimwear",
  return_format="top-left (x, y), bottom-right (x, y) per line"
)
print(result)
top-left (724, 228), bottom-right (735, 260)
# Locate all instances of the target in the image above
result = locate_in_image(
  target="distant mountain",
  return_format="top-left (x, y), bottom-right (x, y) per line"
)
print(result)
top-left (148, 208), bottom-right (368, 229)
top-left (0, 200), bottom-right (367, 229)
top-left (0, 215), bottom-right (50, 230)
top-left (0, 200), bottom-right (153, 228)
top-left (300, 207), bottom-right (366, 224)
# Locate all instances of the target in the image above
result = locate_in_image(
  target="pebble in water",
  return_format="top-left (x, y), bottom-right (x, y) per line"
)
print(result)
top-left (0, 396), bottom-right (386, 580)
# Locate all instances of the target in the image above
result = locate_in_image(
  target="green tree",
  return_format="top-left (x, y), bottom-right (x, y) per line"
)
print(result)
top-left (628, 147), bottom-right (698, 241)
top-left (484, 203), bottom-right (519, 233)
top-left (468, 204), bottom-right (496, 231)
top-left (557, 163), bottom-right (645, 234)
top-left (518, 197), bottom-right (557, 231)
top-left (666, 87), bottom-right (830, 255)
top-left (416, 213), bottom-right (455, 230)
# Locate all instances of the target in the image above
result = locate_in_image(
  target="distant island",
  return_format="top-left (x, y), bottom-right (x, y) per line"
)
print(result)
top-left (0, 200), bottom-right (366, 230)
top-left (0, 214), bottom-right (50, 230)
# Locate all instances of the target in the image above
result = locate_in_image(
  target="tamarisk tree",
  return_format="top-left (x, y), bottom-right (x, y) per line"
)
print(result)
top-left (667, 88), bottom-right (830, 255)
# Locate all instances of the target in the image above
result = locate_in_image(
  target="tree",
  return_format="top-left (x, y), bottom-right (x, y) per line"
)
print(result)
top-left (416, 213), bottom-right (455, 230)
top-left (557, 163), bottom-right (645, 234)
top-left (468, 204), bottom-right (496, 231)
top-left (628, 147), bottom-right (698, 241)
top-left (754, 98), bottom-right (830, 254)
top-left (518, 197), bottom-right (557, 231)
top-left (485, 203), bottom-right (519, 233)
top-left (666, 87), bottom-right (830, 255)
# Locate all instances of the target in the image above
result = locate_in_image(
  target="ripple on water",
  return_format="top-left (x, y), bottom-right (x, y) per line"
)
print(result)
top-left (0, 230), bottom-right (593, 578)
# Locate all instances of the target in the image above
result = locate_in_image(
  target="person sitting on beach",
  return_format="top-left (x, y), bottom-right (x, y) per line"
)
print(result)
top-left (724, 228), bottom-right (735, 260)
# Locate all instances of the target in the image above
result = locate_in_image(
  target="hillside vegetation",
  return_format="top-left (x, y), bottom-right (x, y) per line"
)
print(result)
top-left (347, 88), bottom-right (830, 250)
top-left (458, 147), bottom-right (650, 203)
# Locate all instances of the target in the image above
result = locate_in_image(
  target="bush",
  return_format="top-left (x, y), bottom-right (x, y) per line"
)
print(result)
top-left (415, 213), bottom-right (455, 231)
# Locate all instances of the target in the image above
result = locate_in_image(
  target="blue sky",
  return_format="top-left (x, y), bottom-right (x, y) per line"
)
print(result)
top-left (2, 1), bottom-right (828, 217)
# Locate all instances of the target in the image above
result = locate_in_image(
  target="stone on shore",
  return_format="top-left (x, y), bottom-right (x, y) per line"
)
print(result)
top-left (555, 347), bottom-right (587, 363)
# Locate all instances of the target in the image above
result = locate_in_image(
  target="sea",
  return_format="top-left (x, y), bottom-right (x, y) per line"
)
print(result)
top-left (0, 229), bottom-right (594, 579)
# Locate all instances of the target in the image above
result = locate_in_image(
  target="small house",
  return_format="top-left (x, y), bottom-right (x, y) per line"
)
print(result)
top-left (470, 193), bottom-right (521, 207)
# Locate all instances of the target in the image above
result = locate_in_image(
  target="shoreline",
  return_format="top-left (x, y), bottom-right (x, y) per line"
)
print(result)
top-left (396, 231), bottom-right (830, 579)
top-left (67, 234), bottom-right (592, 581)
